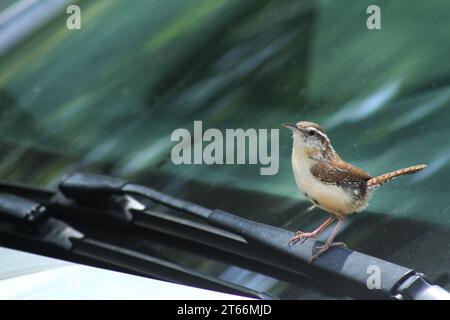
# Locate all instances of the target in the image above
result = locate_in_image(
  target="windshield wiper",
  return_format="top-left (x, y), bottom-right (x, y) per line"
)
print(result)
top-left (52, 172), bottom-right (450, 300)
top-left (0, 192), bottom-right (274, 300)
top-left (1, 173), bottom-right (449, 299)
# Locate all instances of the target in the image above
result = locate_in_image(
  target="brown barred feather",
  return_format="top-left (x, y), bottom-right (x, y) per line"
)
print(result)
top-left (310, 160), bottom-right (372, 185)
top-left (367, 164), bottom-right (427, 188)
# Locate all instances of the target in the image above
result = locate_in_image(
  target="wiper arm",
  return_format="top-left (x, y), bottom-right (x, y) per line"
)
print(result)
top-left (57, 172), bottom-right (450, 300)
top-left (59, 172), bottom-right (212, 218)
top-left (0, 192), bottom-right (273, 300)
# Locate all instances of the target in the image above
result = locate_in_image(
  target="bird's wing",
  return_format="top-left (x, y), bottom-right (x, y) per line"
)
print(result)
top-left (310, 160), bottom-right (372, 185)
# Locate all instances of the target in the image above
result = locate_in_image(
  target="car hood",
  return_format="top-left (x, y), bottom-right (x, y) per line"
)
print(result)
top-left (0, 247), bottom-right (250, 300)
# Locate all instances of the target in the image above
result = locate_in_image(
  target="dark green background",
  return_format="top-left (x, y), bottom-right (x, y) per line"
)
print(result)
top-left (0, 0), bottom-right (449, 298)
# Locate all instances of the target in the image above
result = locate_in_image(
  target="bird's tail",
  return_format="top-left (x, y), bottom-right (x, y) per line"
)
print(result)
top-left (367, 164), bottom-right (427, 188)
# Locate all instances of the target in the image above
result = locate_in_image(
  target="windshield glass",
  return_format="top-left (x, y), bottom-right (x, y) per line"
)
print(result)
top-left (0, 0), bottom-right (449, 296)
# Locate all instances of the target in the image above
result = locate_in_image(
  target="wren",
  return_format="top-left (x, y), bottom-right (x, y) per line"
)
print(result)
top-left (284, 121), bottom-right (426, 262)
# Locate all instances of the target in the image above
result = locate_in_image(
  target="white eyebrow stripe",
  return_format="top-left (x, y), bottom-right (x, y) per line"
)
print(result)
top-left (307, 126), bottom-right (330, 143)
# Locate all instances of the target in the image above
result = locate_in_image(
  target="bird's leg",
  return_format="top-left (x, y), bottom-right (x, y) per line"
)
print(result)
top-left (309, 218), bottom-right (346, 262)
top-left (288, 217), bottom-right (335, 247)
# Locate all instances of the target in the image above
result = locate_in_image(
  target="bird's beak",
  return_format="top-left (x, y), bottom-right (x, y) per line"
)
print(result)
top-left (283, 123), bottom-right (307, 138)
top-left (282, 123), bottom-right (297, 131)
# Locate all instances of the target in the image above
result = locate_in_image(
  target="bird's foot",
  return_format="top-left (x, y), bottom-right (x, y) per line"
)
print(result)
top-left (309, 241), bottom-right (347, 263)
top-left (288, 231), bottom-right (318, 247)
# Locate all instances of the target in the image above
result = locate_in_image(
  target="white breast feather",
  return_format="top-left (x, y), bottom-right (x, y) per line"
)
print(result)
top-left (291, 148), bottom-right (365, 215)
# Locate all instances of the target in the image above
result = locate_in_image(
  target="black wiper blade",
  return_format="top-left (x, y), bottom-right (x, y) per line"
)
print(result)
top-left (57, 172), bottom-right (450, 300)
top-left (0, 193), bottom-right (47, 227)
top-left (59, 172), bottom-right (212, 218)
top-left (0, 192), bottom-right (273, 300)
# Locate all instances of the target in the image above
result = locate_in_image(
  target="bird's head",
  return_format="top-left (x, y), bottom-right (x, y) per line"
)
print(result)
top-left (283, 121), bottom-right (335, 159)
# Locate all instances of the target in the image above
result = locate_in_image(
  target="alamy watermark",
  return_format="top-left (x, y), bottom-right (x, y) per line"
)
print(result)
top-left (66, 5), bottom-right (81, 30)
top-left (171, 121), bottom-right (279, 175)
top-left (366, 5), bottom-right (381, 30)
top-left (367, 264), bottom-right (381, 290)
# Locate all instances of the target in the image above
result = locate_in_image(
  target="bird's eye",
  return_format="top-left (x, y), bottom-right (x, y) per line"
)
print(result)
top-left (308, 130), bottom-right (315, 136)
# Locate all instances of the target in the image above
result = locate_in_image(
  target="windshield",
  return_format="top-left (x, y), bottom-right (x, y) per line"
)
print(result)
top-left (0, 0), bottom-right (449, 297)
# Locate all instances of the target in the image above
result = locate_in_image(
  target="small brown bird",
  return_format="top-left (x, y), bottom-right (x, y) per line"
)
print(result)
top-left (283, 121), bottom-right (426, 262)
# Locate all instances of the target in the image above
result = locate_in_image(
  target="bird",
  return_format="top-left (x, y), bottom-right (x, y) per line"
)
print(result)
top-left (283, 121), bottom-right (426, 262)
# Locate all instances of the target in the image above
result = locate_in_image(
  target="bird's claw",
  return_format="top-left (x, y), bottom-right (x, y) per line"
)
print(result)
top-left (309, 241), bottom-right (347, 263)
top-left (288, 231), bottom-right (317, 247)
